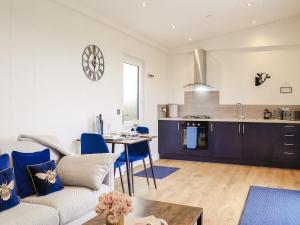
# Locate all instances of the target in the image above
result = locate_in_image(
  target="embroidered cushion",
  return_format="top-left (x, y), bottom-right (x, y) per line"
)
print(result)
top-left (27, 160), bottom-right (64, 196)
top-left (0, 168), bottom-right (20, 212)
top-left (11, 149), bottom-right (50, 198)
top-left (0, 154), bottom-right (10, 171)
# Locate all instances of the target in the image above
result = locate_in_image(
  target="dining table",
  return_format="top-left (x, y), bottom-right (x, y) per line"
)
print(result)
top-left (104, 135), bottom-right (157, 196)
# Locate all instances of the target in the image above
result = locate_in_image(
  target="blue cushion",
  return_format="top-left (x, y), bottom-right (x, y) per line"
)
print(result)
top-left (11, 149), bottom-right (50, 198)
top-left (0, 154), bottom-right (10, 171)
top-left (27, 160), bottom-right (64, 196)
top-left (0, 168), bottom-right (20, 212)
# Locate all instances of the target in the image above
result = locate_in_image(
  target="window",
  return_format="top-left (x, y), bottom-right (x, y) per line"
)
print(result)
top-left (123, 63), bottom-right (140, 123)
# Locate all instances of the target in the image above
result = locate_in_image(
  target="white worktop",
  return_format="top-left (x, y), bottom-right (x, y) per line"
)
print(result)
top-left (158, 117), bottom-right (300, 124)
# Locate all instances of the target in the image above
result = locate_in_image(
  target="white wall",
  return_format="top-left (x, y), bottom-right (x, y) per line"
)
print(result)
top-left (0, 0), bottom-right (168, 155)
top-left (167, 16), bottom-right (300, 105)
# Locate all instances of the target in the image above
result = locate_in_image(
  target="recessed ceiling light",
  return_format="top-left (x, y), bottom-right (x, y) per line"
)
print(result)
top-left (141, 1), bottom-right (147, 7)
top-left (252, 20), bottom-right (256, 25)
top-left (188, 37), bottom-right (192, 41)
top-left (171, 25), bottom-right (176, 30)
top-left (247, 2), bottom-right (253, 7)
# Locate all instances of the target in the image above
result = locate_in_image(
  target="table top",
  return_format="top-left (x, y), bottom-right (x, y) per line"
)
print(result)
top-left (105, 135), bottom-right (157, 145)
top-left (83, 198), bottom-right (203, 225)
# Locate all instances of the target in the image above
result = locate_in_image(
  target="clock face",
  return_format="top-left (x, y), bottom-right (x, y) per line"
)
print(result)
top-left (82, 45), bottom-right (104, 81)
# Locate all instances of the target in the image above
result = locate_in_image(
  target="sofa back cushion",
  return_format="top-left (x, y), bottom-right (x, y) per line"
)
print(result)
top-left (12, 149), bottom-right (50, 198)
top-left (0, 168), bottom-right (20, 212)
top-left (27, 160), bottom-right (64, 196)
top-left (0, 154), bottom-right (10, 171)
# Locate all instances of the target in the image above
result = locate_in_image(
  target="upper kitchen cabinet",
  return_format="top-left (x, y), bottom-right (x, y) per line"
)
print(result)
top-left (210, 122), bottom-right (242, 159)
top-left (158, 120), bottom-right (181, 156)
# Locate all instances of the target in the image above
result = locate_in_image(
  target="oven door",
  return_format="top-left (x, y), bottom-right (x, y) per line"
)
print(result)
top-left (181, 122), bottom-right (208, 150)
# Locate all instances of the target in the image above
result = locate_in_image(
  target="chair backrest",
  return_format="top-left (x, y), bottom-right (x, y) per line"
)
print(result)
top-left (128, 126), bottom-right (149, 156)
top-left (80, 133), bottom-right (109, 154)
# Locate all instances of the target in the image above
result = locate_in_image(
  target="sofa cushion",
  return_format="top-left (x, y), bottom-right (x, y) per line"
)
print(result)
top-left (0, 153), bottom-right (10, 171)
top-left (0, 202), bottom-right (59, 225)
top-left (27, 160), bottom-right (64, 196)
top-left (12, 149), bottom-right (50, 198)
top-left (0, 168), bottom-right (20, 212)
top-left (22, 185), bottom-right (110, 225)
top-left (57, 153), bottom-right (119, 190)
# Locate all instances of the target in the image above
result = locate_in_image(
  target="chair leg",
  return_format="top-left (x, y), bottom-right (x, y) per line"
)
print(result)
top-left (148, 154), bottom-right (157, 189)
top-left (143, 159), bottom-right (150, 186)
top-left (118, 167), bottom-right (125, 194)
top-left (130, 162), bottom-right (134, 194)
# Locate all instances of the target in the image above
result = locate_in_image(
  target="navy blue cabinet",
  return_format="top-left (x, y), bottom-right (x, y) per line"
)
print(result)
top-left (158, 120), bottom-right (300, 169)
top-left (241, 123), bottom-right (276, 161)
top-left (158, 120), bottom-right (181, 156)
top-left (210, 122), bottom-right (242, 159)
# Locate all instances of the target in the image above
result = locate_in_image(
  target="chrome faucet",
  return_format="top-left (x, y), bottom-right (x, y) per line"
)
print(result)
top-left (236, 103), bottom-right (245, 120)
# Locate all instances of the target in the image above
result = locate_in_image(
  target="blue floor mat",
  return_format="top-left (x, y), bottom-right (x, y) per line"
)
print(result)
top-left (134, 166), bottom-right (180, 179)
top-left (239, 186), bottom-right (300, 225)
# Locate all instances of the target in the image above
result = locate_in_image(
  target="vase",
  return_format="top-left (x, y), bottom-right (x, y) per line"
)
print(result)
top-left (106, 215), bottom-right (124, 225)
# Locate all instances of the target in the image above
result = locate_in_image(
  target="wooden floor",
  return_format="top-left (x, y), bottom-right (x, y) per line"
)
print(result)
top-left (115, 159), bottom-right (300, 225)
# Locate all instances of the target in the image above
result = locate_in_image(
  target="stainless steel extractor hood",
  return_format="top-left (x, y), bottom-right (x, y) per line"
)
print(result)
top-left (184, 49), bottom-right (212, 89)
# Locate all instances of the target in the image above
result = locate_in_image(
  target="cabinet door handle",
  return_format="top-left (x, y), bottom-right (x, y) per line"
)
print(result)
top-left (284, 143), bottom-right (295, 146)
top-left (177, 122), bottom-right (180, 131)
top-left (242, 124), bottom-right (245, 134)
top-left (284, 125), bottom-right (295, 128)
top-left (238, 124), bottom-right (241, 134)
top-left (284, 152), bottom-right (295, 155)
top-left (211, 124), bottom-right (214, 133)
top-left (284, 134), bottom-right (295, 137)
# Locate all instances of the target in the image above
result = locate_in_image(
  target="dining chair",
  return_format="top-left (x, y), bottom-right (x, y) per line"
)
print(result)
top-left (80, 133), bottom-right (125, 193)
top-left (119, 126), bottom-right (157, 193)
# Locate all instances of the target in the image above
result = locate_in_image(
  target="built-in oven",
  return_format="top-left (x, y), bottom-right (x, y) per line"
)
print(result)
top-left (180, 121), bottom-right (209, 150)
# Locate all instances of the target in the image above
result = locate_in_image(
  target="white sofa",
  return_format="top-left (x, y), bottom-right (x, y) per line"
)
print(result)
top-left (0, 140), bottom-right (114, 225)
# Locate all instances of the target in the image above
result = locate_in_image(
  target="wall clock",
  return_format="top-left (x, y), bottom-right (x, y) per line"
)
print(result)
top-left (82, 45), bottom-right (104, 81)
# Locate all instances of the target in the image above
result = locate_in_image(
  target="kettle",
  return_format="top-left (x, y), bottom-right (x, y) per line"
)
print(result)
top-left (264, 109), bottom-right (272, 120)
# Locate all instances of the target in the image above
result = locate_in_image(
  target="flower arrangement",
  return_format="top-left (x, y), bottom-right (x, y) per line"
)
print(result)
top-left (95, 191), bottom-right (133, 224)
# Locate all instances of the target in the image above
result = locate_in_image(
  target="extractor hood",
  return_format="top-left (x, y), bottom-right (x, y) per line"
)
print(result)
top-left (184, 49), bottom-right (212, 90)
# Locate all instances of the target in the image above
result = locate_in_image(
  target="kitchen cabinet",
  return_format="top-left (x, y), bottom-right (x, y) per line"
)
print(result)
top-left (241, 123), bottom-right (276, 161)
top-left (158, 120), bottom-right (181, 156)
top-left (210, 122), bottom-right (242, 159)
top-left (158, 120), bottom-right (300, 169)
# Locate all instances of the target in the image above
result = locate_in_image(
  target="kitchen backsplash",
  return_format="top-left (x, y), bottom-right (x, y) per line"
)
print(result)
top-left (158, 91), bottom-right (300, 119)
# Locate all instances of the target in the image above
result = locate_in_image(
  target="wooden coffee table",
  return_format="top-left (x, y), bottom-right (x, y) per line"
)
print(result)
top-left (83, 198), bottom-right (203, 225)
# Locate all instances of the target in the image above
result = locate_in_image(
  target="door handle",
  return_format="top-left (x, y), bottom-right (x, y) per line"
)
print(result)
top-left (211, 124), bottom-right (214, 133)
top-left (177, 122), bottom-right (179, 131)
top-left (284, 143), bottom-right (295, 146)
top-left (284, 152), bottom-right (295, 155)
top-left (284, 125), bottom-right (295, 128)
top-left (284, 134), bottom-right (295, 137)
top-left (238, 124), bottom-right (241, 134)
top-left (242, 124), bottom-right (245, 134)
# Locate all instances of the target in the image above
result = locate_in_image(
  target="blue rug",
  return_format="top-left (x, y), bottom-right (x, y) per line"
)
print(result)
top-left (239, 186), bottom-right (300, 225)
top-left (134, 166), bottom-right (180, 179)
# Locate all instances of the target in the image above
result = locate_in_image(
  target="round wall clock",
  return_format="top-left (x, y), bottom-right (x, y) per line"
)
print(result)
top-left (82, 45), bottom-right (104, 81)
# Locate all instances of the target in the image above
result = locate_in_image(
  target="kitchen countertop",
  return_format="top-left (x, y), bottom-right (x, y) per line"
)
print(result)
top-left (158, 117), bottom-right (300, 124)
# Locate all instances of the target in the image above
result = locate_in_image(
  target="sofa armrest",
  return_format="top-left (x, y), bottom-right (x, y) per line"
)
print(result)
top-left (102, 167), bottom-right (114, 192)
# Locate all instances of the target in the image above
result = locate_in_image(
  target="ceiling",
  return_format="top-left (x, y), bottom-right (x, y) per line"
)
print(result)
top-left (58, 0), bottom-right (300, 50)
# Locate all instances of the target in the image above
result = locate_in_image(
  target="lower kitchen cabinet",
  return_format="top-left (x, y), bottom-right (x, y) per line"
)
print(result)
top-left (241, 123), bottom-right (276, 161)
top-left (158, 120), bottom-right (181, 155)
top-left (158, 120), bottom-right (300, 169)
top-left (210, 122), bottom-right (242, 159)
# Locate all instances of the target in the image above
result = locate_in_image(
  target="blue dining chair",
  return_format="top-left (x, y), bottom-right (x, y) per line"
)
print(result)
top-left (80, 133), bottom-right (125, 193)
top-left (119, 126), bottom-right (157, 193)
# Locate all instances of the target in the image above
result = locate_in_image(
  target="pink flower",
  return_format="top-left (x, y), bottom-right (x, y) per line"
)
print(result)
top-left (95, 191), bottom-right (133, 223)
